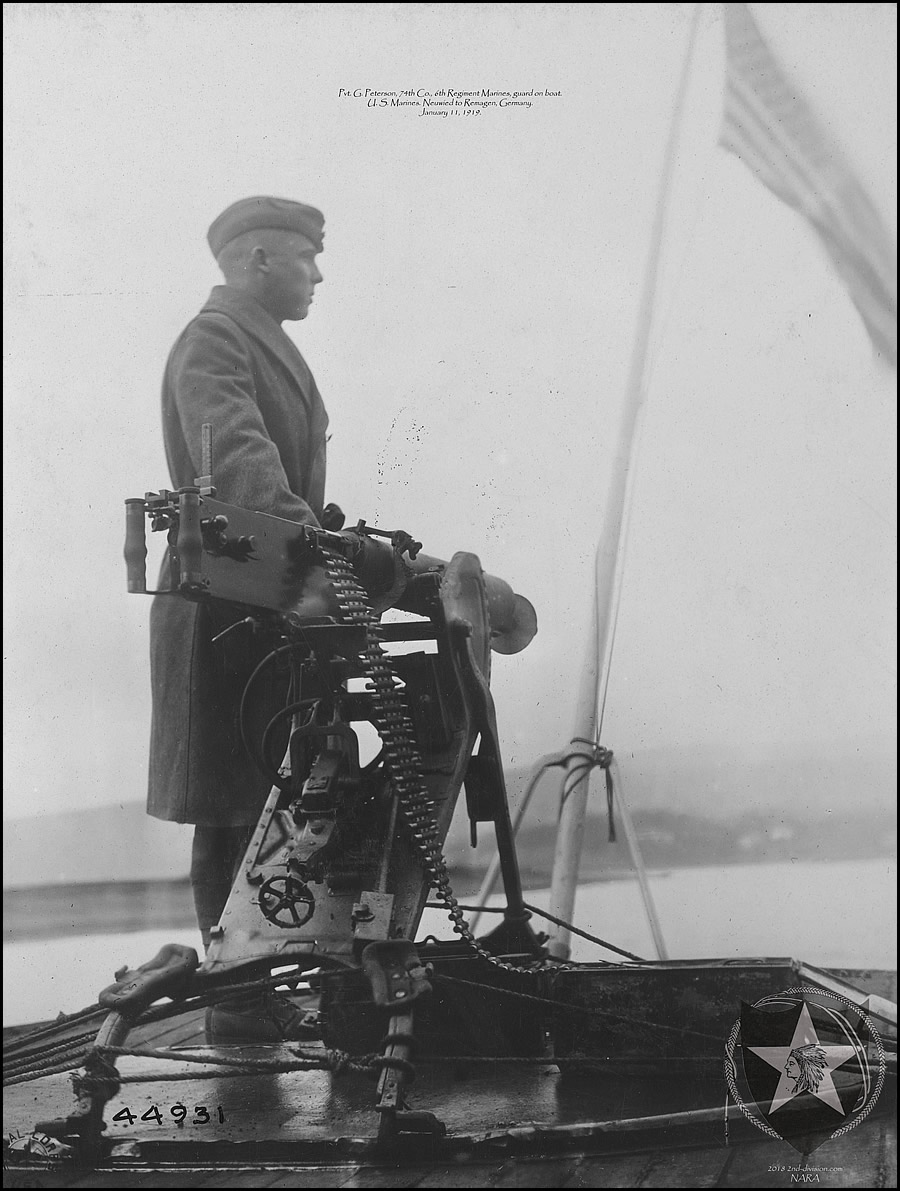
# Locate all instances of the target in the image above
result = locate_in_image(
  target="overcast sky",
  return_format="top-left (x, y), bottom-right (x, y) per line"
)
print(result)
top-left (4, 3), bottom-right (896, 825)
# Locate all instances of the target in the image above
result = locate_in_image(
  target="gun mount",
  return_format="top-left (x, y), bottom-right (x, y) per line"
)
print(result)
top-left (125, 478), bottom-right (540, 979)
top-left (118, 460), bottom-right (547, 1145)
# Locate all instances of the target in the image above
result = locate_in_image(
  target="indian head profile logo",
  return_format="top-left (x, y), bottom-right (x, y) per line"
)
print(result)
top-left (724, 985), bottom-right (886, 1155)
top-left (784, 1043), bottom-right (828, 1097)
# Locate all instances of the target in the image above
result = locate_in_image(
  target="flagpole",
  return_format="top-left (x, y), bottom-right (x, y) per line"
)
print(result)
top-left (547, 3), bottom-right (703, 960)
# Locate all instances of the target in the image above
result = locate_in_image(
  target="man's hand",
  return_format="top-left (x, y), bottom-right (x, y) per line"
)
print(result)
top-left (321, 503), bottom-right (345, 531)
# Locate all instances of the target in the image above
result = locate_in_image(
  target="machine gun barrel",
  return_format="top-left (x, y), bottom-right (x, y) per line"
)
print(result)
top-left (283, 534), bottom-right (536, 655)
top-left (406, 551), bottom-right (536, 655)
top-left (124, 493), bottom-right (537, 654)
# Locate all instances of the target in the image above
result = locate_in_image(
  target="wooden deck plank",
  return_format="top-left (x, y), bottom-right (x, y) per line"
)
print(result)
top-left (630, 1146), bottom-right (733, 1187)
top-left (62, 1171), bottom-right (252, 1188)
top-left (414, 1160), bottom-right (507, 1187)
top-left (490, 1156), bottom-right (585, 1186)
top-left (717, 1143), bottom-right (818, 1189)
top-left (261, 1169), bottom-right (363, 1188)
top-left (2, 1175), bottom-right (78, 1190)
top-left (131, 1016), bottom-right (204, 1044)
top-left (337, 1166), bottom-right (435, 1188)
top-left (559, 1154), bottom-right (655, 1187)
top-left (191, 1171), bottom-right (357, 1188)
top-left (812, 1116), bottom-right (896, 1188)
top-left (112, 1176), bottom-right (230, 1188)
top-left (64, 1174), bottom-right (171, 1188)
top-left (714, 1116), bottom-right (896, 1188)
top-left (130, 1009), bottom-right (208, 1050)
top-left (4, 1163), bottom-right (363, 1189)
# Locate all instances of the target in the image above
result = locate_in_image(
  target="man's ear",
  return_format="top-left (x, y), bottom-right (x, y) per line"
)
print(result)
top-left (251, 244), bottom-right (270, 273)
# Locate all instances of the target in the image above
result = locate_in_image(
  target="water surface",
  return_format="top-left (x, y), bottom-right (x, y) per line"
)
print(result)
top-left (4, 859), bottom-right (894, 1026)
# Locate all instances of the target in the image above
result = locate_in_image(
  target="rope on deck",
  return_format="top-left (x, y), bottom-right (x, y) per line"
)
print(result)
top-left (2, 1006), bottom-right (108, 1054)
top-left (93, 1044), bottom-right (735, 1080)
top-left (1, 970), bottom-right (325, 1085)
top-left (99, 1043), bottom-right (380, 1076)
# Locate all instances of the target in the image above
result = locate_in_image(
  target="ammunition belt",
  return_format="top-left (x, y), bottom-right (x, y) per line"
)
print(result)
top-left (319, 545), bottom-right (536, 978)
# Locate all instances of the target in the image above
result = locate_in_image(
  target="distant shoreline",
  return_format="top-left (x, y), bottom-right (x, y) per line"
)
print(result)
top-left (6, 852), bottom-right (895, 943)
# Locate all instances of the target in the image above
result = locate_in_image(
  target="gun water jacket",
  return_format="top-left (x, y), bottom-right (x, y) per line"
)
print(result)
top-left (147, 285), bottom-right (328, 824)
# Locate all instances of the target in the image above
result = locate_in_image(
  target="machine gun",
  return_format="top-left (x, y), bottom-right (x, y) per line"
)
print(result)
top-left (109, 436), bottom-right (543, 1139)
top-left (125, 481), bottom-right (538, 964)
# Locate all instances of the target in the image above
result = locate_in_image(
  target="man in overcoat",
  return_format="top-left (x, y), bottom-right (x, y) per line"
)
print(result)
top-left (147, 196), bottom-right (333, 1041)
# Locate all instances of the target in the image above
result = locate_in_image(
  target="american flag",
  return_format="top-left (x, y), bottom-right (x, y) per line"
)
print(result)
top-left (720, 3), bottom-right (897, 367)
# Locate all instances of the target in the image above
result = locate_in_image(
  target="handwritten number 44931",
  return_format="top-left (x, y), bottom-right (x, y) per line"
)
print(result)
top-left (112, 1104), bottom-right (225, 1126)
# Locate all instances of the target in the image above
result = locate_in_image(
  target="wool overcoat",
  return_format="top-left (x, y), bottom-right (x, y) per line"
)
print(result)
top-left (147, 285), bottom-right (329, 824)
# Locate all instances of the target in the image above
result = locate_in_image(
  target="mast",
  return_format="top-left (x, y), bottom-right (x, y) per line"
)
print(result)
top-left (546, 4), bottom-right (702, 960)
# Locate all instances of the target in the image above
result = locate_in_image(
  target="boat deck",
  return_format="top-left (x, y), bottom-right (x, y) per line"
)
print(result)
top-left (5, 965), bottom-right (896, 1187)
top-left (4, 1029), bottom-right (896, 1187)
top-left (1, 1124), bottom-right (896, 1190)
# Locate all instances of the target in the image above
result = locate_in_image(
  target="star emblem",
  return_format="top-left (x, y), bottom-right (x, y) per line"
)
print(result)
top-left (746, 1001), bottom-right (858, 1114)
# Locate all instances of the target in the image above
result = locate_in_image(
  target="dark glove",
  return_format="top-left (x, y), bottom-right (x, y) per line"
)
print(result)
top-left (321, 503), bottom-right (345, 531)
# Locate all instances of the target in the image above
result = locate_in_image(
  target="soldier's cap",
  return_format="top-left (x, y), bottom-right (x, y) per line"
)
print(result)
top-left (207, 196), bottom-right (325, 257)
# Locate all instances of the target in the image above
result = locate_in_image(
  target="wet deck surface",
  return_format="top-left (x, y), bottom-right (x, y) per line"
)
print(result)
top-left (4, 1039), bottom-right (896, 1187)
top-left (2, 1121), bottom-right (896, 1188)
top-left (5, 969), bottom-right (896, 1187)
top-left (5, 1043), bottom-right (723, 1142)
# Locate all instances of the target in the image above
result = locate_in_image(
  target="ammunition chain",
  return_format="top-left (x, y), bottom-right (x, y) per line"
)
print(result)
top-left (318, 545), bottom-right (538, 978)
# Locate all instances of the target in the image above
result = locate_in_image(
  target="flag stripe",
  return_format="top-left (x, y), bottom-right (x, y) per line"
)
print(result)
top-left (723, 65), bottom-right (893, 301)
top-left (723, 73), bottom-right (898, 352)
top-left (722, 34), bottom-right (894, 314)
top-left (720, 3), bottom-right (897, 365)
top-left (722, 6), bottom-right (886, 241)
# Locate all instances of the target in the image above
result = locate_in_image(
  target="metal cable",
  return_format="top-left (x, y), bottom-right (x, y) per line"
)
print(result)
top-left (521, 902), bottom-right (645, 963)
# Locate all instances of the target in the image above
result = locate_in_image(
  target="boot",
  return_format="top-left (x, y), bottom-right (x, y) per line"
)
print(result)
top-left (205, 989), bottom-right (320, 1045)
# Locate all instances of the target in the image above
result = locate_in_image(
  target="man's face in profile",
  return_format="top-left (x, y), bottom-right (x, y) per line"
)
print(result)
top-left (262, 232), bottom-right (323, 321)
